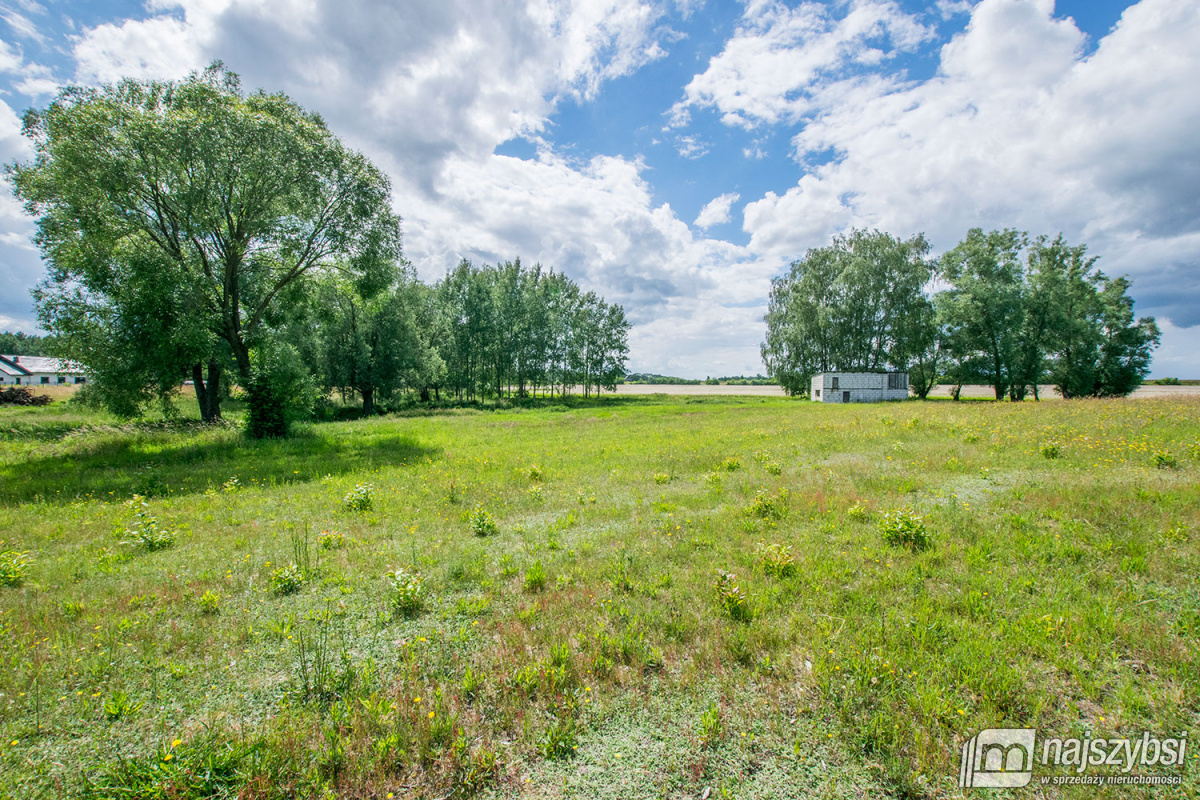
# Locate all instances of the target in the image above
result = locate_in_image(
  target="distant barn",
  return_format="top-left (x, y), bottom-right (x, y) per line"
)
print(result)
top-left (0, 355), bottom-right (86, 387)
top-left (811, 371), bottom-right (909, 403)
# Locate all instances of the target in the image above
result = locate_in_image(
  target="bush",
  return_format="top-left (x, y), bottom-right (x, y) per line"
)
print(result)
top-left (1153, 450), bottom-right (1178, 470)
top-left (699, 701), bottom-right (723, 747)
top-left (469, 508), bottom-right (498, 537)
top-left (123, 496), bottom-right (175, 552)
top-left (342, 483), bottom-right (374, 512)
top-left (244, 343), bottom-right (316, 439)
top-left (198, 590), bottom-right (220, 615)
top-left (389, 568), bottom-right (425, 617)
top-left (879, 510), bottom-right (929, 551)
top-left (270, 563), bottom-right (305, 595)
top-left (757, 542), bottom-right (797, 578)
top-left (745, 488), bottom-right (788, 520)
top-left (537, 717), bottom-right (578, 760)
top-left (524, 561), bottom-right (546, 593)
top-left (318, 529), bottom-right (346, 550)
top-left (1040, 441), bottom-right (1061, 459)
top-left (0, 550), bottom-right (29, 587)
top-left (714, 569), bottom-right (752, 622)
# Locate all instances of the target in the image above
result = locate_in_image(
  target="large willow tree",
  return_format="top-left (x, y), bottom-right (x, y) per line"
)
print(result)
top-left (9, 64), bottom-right (400, 421)
top-left (762, 229), bottom-right (935, 395)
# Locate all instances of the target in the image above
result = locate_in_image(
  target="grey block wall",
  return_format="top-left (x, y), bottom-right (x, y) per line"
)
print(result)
top-left (811, 372), bottom-right (909, 403)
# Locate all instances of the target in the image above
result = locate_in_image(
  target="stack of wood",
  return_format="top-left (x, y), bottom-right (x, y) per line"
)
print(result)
top-left (0, 387), bottom-right (52, 406)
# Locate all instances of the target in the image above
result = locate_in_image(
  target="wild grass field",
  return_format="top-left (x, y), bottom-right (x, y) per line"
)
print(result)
top-left (0, 394), bottom-right (1197, 799)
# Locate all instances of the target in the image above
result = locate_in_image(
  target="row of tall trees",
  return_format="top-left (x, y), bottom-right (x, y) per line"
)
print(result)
top-left (305, 258), bottom-right (628, 414)
top-left (9, 66), bottom-right (628, 433)
top-left (435, 259), bottom-right (629, 402)
top-left (763, 228), bottom-right (1160, 400)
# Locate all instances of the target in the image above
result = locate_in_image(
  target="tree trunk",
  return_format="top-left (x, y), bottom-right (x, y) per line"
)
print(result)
top-left (362, 387), bottom-right (374, 415)
top-left (193, 360), bottom-right (223, 422)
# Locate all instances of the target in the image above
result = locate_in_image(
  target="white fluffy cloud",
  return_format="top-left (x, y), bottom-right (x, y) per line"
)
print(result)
top-left (669, 0), bottom-right (930, 129)
top-left (56, 0), bottom-right (779, 375)
top-left (739, 0), bottom-right (1200, 338)
top-left (693, 192), bottom-right (740, 229)
top-left (3, 0), bottom-right (1196, 377)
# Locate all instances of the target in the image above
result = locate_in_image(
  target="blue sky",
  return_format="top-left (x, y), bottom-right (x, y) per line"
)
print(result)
top-left (1, 0), bottom-right (1198, 378)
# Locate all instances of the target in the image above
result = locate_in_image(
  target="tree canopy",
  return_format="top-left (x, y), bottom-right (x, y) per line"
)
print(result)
top-left (763, 226), bottom-right (1159, 400)
top-left (762, 229), bottom-right (935, 395)
top-left (9, 64), bottom-right (401, 422)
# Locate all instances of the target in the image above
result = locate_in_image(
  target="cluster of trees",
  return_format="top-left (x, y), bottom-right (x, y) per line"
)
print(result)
top-left (624, 373), bottom-right (704, 385)
top-left (433, 259), bottom-right (628, 403)
top-left (0, 331), bottom-right (51, 356)
top-left (304, 258), bottom-right (628, 414)
top-left (763, 228), bottom-right (1160, 400)
top-left (8, 66), bottom-right (627, 434)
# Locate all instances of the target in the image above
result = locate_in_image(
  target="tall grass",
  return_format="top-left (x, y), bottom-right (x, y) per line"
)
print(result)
top-left (0, 394), bottom-right (1197, 798)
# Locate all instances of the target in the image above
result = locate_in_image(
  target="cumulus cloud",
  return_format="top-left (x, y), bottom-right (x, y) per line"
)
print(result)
top-left (739, 0), bottom-right (1200, 336)
top-left (46, 0), bottom-right (775, 375)
top-left (670, 0), bottom-right (930, 129)
top-left (694, 192), bottom-right (740, 229)
top-left (3, 0), bottom-right (1195, 377)
top-left (0, 96), bottom-right (40, 329)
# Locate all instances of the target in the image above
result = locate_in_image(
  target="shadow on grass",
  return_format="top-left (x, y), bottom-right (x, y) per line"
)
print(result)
top-left (0, 425), bottom-right (437, 506)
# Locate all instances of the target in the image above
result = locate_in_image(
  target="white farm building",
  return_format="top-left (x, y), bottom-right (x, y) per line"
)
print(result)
top-left (0, 355), bottom-right (86, 387)
top-left (811, 371), bottom-right (909, 403)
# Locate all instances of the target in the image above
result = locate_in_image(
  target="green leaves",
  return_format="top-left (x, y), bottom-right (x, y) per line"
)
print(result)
top-left (12, 64), bottom-right (401, 423)
top-left (762, 229), bottom-right (934, 395)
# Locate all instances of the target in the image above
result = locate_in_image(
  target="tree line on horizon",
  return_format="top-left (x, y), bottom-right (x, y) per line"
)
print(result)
top-left (6, 65), bottom-right (628, 436)
top-left (762, 228), bottom-right (1160, 400)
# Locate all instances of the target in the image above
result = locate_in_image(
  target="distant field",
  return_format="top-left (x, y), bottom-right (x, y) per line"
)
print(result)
top-left (613, 383), bottom-right (1200, 399)
top-left (0, 395), bottom-right (1197, 798)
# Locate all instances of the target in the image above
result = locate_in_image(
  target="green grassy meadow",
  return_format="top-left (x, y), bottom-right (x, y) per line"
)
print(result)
top-left (0, 394), bottom-right (1197, 798)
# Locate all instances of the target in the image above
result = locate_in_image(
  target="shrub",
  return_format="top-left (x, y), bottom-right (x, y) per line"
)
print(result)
top-left (103, 690), bottom-right (142, 721)
top-left (745, 488), bottom-right (788, 520)
top-left (244, 343), bottom-right (316, 439)
top-left (757, 542), bottom-right (797, 578)
top-left (197, 590), bottom-right (220, 615)
top-left (524, 561), bottom-right (546, 593)
top-left (0, 550), bottom-right (29, 587)
top-left (270, 563), bottom-right (305, 595)
top-left (538, 717), bottom-right (578, 760)
top-left (342, 483), bottom-right (374, 512)
top-left (879, 510), bottom-right (929, 551)
top-left (318, 529), bottom-right (346, 550)
top-left (123, 496), bottom-right (175, 552)
top-left (389, 567), bottom-right (425, 617)
top-left (714, 569), bottom-right (752, 622)
top-left (1153, 450), bottom-right (1178, 470)
top-left (1041, 441), bottom-right (1061, 459)
top-left (469, 508), bottom-right (498, 537)
top-left (698, 701), bottom-right (723, 747)
top-left (461, 666), bottom-right (482, 699)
